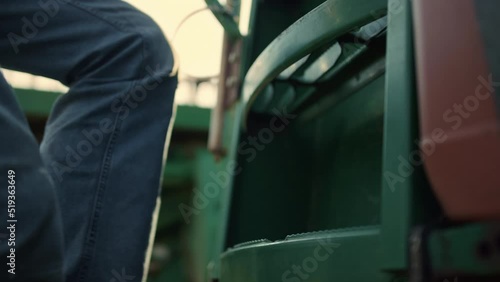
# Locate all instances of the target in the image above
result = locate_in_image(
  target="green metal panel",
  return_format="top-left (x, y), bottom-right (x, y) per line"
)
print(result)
top-left (429, 223), bottom-right (500, 277)
top-left (183, 149), bottom-right (220, 282)
top-left (379, 0), bottom-right (416, 270)
top-left (155, 191), bottom-right (191, 231)
top-left (177, 106), bottom-right (243, 281)
top-left (161, 161), bottom-right (192, 187)
top-left (226, 118), bottom-right (313, 245)
top-left (210, 108), bottom-right (243, 279)
top-left (225, 72), bottom-right (387, 259)
top-left (14, 88), bottom-right (59, 117)
top-left (173, 105), bottom-right (211, 132)
top-left (148, 257), bottom-right (187, 282)
top-left (221, 226), bottom-right (394, 282)
top-left (220, 0), bottom-right (391, 281)
top-left (298, 75), bottom-right (385, 230)
top-left (380, 0), bottom-right (441, 271)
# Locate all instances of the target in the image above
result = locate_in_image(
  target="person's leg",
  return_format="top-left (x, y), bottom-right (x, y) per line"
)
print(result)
top-left (0, 74), bottom-right (64, 281)
top-left (0, 1), bottom-right (177, 281)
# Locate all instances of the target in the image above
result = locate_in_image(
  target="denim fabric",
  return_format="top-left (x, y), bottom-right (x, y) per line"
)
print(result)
top-left (0, 1), bottom-right (177, 281)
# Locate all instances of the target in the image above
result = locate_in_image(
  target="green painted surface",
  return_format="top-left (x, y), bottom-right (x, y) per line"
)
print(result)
top-left (173, 105), bottom-right (211, 132)
top-left (207, 108), bottom-right (242, 280)
top-left (221, 0), bottom-right (391, 280)
top-left (221, 226), bottom-right (395, 282)
top-left (223, 67), bottom-right (388, 282)
top-left (299, 75), bottom-right (385, 230)
top-left (380, 0), bottom-right (441, 271)
top-left (148, 257), bottom-right (187, 282)
top-left (429, 223), bottom-right (500, 276)
top-left (379, 0), bottom-right (416, 270)
top-left (162, 158), bottom-right (193, 187)
top-left (14, 88), bottom-right (60, 117)
top-left (184, 149), bottom-right (230, 281)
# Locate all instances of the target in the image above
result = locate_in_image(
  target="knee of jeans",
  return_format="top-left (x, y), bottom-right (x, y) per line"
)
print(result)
top-left (68, 23), bottom-right (176, 85)
top-left (134, 21), bottom-right (177, 82)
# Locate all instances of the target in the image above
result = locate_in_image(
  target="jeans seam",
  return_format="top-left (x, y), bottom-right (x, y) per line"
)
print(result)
top-left (59, 0), bottom-right (130, 32)
top-left (76, 81), bottom-right (136, 282)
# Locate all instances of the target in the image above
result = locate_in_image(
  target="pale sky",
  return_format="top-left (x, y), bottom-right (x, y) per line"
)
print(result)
top-left (3, 1), bottom-right (233, 108)
top-left (129, 0), bottom-right (225, 77)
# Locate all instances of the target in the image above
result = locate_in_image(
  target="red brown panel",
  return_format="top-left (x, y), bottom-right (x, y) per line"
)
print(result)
top-left (413, 0), bottom-right (500, 219)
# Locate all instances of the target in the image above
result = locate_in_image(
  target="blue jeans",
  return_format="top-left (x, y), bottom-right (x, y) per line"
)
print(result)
top-left (0, 1), bottom-right (177, 281)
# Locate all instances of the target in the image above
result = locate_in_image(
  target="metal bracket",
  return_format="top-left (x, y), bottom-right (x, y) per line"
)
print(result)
top-left (409, 226), bottom-right (433, 282)
top-left (205, 0), bottom-right (242, 38)
top-left (207, 0), bottom-right (243, 160)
